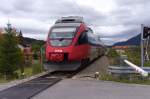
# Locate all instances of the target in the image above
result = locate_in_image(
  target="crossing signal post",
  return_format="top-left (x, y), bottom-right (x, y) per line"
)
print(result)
top-left (141, 24), bottom-right (150, 67)
top-left (143, 27), bottom-right (150, 38)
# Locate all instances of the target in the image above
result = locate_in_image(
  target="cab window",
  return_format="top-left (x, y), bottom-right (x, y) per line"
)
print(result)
top-left (78, 31), bottom-right (88, 45)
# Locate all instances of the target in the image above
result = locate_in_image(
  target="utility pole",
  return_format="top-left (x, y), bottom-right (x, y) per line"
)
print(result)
top-left (40, 47), bottom-right (43, 71)
top-left (141, 24), bottom-right (144, 67)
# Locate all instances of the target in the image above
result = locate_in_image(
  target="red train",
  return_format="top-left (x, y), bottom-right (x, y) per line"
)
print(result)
top-left (44, 16), bottom-right (105, 71)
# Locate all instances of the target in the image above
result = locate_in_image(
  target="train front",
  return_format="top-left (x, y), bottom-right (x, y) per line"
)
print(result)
top-left (44, 21), bottom-right (83, 71)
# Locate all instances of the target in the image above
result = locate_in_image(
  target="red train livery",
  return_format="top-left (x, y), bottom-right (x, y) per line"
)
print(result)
top-left (44, 16), bottom-right (105, 71)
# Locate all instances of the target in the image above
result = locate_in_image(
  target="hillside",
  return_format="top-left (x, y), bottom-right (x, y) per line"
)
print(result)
top-left (113, 34), bottom-right (141, 46)
top-left (0, 33), bottom-right (45, 46)
top-left (23, 37), bottom-right (45, 45)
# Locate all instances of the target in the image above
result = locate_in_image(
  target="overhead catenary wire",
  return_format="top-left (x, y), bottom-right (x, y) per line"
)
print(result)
top-left (69, 0), bottom-right (106, 45)
top-left (70, 0), bottom-right (85, 16)
top-left (70, 0), bottom-right (94, 26)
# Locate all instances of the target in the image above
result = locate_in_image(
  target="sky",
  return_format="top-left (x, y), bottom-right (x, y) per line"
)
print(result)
top-left (0, 0), bottom-right (150, 45)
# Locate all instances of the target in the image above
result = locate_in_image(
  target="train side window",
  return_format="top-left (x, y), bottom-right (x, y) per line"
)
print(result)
top-left (78, 31), bottom-right (88, 45)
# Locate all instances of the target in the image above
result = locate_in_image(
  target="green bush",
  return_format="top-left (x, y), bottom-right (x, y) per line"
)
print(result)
top-left (107, 48), bottom-right (120, 65)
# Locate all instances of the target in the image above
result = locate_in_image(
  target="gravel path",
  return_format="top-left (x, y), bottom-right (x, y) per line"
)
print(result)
top-left (72, 56), bottom-right (109, 80)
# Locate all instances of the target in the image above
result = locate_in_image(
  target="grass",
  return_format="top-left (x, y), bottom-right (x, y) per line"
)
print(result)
top-left (144, 61), bottom-right (150, 67)
top-left (100, 74), bottom-right (150, 85)
top-left (17, 63), bottom-right (43, 78)
top-left (0, 62), bottom-right (43, 83)
top-left (0, 74), bottom-right (17, 83)
top-left (16, 66), bottom-right (33, 78)
top-left (0, 76), bottom-right (10, 83)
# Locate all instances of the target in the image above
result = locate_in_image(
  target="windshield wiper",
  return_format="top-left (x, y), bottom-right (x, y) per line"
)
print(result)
top-left (59, 38), bottom-right (64, 41)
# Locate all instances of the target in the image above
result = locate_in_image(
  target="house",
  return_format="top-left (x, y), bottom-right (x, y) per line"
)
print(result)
top-left (113, 45), bottom-right (129, 50)
top-left (18, 44), bottom-right (33, 64)
top-left (112, 45), bottom-right (129, 54)
top-left (17, 31), bottom-right (34, 64)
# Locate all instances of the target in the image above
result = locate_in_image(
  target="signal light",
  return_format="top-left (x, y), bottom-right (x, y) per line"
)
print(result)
top-left (143, 27), bottom-right (150, 38)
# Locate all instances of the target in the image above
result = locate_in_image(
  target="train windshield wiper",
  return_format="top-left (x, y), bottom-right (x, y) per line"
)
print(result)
top-left (59, 38), bottom-right (64, 41)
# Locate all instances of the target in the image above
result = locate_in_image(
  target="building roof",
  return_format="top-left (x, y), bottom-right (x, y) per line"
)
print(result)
top-left (113, 45), bottom-right (129, 50)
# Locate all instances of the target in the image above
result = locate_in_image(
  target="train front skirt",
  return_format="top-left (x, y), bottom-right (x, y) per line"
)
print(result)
top-left (43, 61), bottom-right (81, 71)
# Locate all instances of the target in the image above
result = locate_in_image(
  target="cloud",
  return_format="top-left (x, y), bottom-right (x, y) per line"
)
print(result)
top-left (0, 0), bottom-right (149, 45)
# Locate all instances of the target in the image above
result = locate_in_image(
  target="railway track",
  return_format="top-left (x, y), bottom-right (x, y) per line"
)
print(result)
top-left (0, 57), bottom-right (100, 99)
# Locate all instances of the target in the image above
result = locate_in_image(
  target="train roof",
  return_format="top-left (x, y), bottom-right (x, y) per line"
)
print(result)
top-left (53, 23), bottom-right (81, 27)
top-left (52, 16), bottom-right (87, 28)
top-left (55, 16), bottom-right (84, 24)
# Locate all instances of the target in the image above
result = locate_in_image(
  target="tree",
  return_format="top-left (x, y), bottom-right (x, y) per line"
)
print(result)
top-left (18, 30), bottom-right (24, 45)
top-left (107, 48), bottom-right (119, 58)
top-left (0, 24), bottom-right (23, 78)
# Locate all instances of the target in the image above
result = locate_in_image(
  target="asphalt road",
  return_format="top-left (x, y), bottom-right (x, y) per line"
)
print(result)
top-left (32, 79), bottom-right (150, 99)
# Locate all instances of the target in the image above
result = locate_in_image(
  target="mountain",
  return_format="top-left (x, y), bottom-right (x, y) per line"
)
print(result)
top-left (113, 34), bottom-right (141, 46)
top-left (23, 37), bottom-right (45, 45)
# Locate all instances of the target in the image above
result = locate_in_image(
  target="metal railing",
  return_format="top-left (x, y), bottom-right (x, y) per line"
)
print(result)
top-left (108, 60), bottom-right (150, 77)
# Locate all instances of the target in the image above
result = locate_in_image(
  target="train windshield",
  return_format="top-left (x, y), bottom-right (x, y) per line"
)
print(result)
top-left (49, 27), bottom-right (77, 46)
top-left (49, 27), bottom-right (76, 39)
